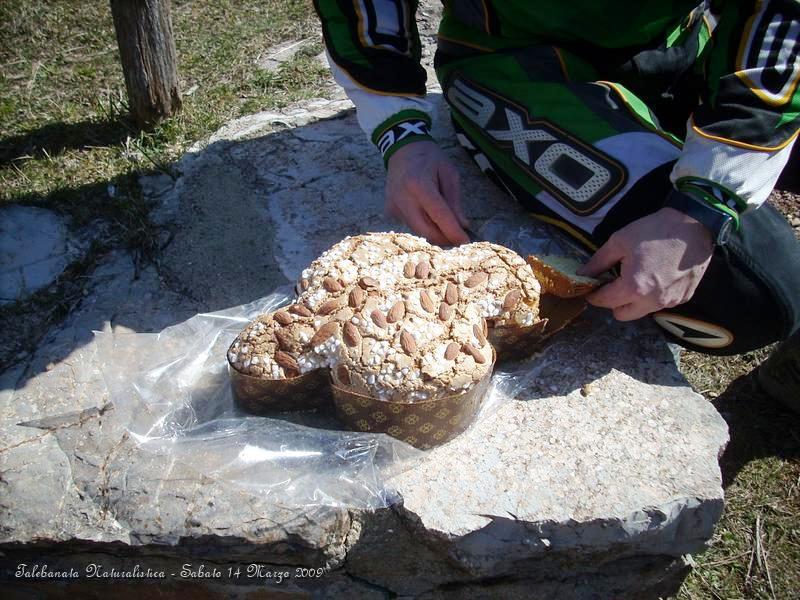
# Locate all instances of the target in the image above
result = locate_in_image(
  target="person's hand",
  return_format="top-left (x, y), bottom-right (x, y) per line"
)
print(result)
top-left (576, 207), bottom-right (715, 321)
top-left (385, 141), bottom-right (470, 246)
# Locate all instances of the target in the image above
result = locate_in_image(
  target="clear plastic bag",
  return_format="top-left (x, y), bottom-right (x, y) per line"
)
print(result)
top-left (476, 213), bottom-right (592, 261)
top-left (96, 288), bottom-right (424, 509)
top-left (96, 216), bottom-right (586, 509)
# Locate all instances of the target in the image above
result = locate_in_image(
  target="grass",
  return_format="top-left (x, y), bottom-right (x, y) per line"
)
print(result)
top-left (0, 0), bottom-right (329, 360)
top-left (0, 0), bottom-right (327, 217)
top-left (1, 1), bottom-right (798, 597)
top-left (678, 347), bottom-right (800, 599)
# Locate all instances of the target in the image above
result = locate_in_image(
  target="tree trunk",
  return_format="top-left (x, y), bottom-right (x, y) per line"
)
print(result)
top-left (110, 0), bottom-right (181, 128)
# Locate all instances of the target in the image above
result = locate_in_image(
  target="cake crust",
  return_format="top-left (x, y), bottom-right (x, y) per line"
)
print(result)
top-left (229, 233), bottom-right (542, 403)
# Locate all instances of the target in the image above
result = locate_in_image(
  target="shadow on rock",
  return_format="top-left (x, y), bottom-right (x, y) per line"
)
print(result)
top-left (497, 308), bottom-right (689, 405)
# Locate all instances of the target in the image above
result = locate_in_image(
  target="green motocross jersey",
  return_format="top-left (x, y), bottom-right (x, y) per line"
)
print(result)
top-left (438, 1), bottom-right (701, 50)
top-left (315, 1), bottom-right (704, 93)
top-left (314, 0), bottom-right (800, 209)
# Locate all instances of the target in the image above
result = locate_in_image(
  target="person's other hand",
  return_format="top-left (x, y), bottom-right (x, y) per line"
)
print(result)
top-left (576, 207), bottom-right (714, 321)
top-left (385, 141), bottom-right (470, 246)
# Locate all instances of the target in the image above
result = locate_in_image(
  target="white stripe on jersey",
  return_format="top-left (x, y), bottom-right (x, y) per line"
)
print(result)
top-left (736, 1), bottom-right (800, 106)
top-left (355, 0), bottom-right (412, 55)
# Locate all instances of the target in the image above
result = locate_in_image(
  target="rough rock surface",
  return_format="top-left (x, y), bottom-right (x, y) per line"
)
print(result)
top-left (1, 2), bottom-right (729, 594)
top-left (1, 93), bottom-right (728, 598)
top-left (0, 205), bottom-right (84, 305)
top-left (256, 39), bottom-right (315, 73)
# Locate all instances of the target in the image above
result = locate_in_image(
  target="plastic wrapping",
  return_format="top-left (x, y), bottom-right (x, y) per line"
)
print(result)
top-left (476, 213), bottom-right (591, 261)
top-left (97, 216), bottom-right (590, 509)
top-left (96, 289), bottom-right (423, 509)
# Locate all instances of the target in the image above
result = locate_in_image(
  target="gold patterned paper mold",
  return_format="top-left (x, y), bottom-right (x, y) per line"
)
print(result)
top-left (330, 363), bottom-right (493, 450)
top-left (227, 232), bottom-right (598, 445)
top-left (229, 367), bottom-right (330, 414)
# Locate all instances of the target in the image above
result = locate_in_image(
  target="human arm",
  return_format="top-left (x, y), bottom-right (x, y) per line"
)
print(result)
top-left (578, 207), bottom-right (713, 320)
top-left (579, 0), bottom-right (799, 319)
top-left (386, 141), bottom-right (470, 246)
top-left (313, 0), bottom-right (469, 245)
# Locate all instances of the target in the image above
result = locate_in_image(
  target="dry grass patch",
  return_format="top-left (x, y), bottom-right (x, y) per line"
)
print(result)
top-left (678, 348), bottom-right (800, 599)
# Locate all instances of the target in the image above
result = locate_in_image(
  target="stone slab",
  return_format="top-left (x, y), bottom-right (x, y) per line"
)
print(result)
top-left (0, 205), bottom-right (80, 305)
top-left (1, 93), bottom-right (728, 598)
